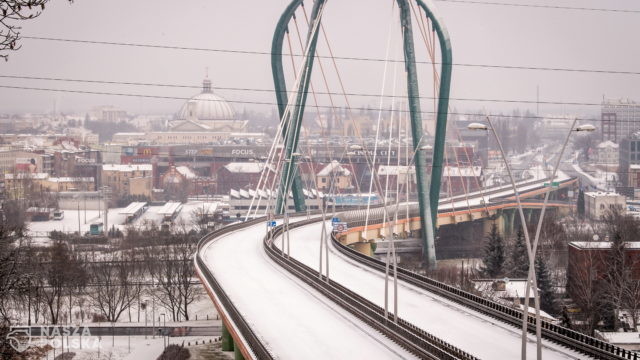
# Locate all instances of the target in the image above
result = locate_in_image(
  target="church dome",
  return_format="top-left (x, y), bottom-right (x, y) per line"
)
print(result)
top-left (177, 79), bottom-right (236, 121)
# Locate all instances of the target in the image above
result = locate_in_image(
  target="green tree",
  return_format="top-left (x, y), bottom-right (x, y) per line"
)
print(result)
top-left (507, 229), bottom-right (529, 278)
top-left (577, 189), bottom-right (585, 218)
top-left (482, 224), bottom-right (505, 278)
top-left (535, 255), bottom-right (556, 314)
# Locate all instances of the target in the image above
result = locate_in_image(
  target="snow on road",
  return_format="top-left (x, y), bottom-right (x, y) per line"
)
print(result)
top-left (200, 219), bottom-right (418, 360)
top-left (280, 221), bottom-right (589, 360)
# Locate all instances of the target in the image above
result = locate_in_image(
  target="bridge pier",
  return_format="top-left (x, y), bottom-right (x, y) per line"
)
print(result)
top-left (505, 209), bottom-right (516, 236)
top-left (222, 323), bottom-right (234, 352)
top-left (234, 345), bottom-right (245, 360)
top-left (352, 241), bottom-right (373, 257)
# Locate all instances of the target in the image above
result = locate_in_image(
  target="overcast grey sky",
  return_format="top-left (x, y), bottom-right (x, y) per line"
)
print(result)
top-left (0, 0), bottom-right (638, 118)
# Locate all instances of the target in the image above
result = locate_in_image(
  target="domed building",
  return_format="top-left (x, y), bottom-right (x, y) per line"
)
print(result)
top-left (169, 78), bottom-right (247, 133)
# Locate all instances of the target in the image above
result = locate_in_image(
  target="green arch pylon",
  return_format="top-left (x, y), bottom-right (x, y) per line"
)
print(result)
top-left (271, 0), bottom-right (452, 268)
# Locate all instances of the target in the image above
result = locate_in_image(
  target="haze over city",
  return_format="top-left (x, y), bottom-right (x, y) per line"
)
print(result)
top-left (1, 1), bottom-right (640, 360)
top-left (1, 0), bottom-right (639, 116)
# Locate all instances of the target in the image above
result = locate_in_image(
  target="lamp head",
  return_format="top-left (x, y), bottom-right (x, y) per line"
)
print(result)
top-left (467, 122), bottom-right (488, 131)
top-left (576, 124), bottom-right (596, 132)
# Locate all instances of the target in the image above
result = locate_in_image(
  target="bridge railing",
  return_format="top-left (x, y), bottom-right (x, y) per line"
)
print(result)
top-left (195, 216), bottom-right (275, 360)
top-left (332, 214), bottom-right (635, 360)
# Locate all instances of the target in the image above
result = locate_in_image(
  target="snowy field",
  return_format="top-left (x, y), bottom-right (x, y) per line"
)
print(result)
top-left (26, 201), bottom-right (221, 245)
top-left (38, 335), bottom-right (212, 360)
top-left (199, 217), bottom-right (418, 360)
top-left (277, 221), bottom-right (589, 360)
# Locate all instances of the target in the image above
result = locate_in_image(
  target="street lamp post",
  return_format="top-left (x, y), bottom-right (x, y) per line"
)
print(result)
top-left (76, 195), bottom-right (81, 235)
top-left (469, 119), bottom-right (595, 360)
top-left (468, 119), bottom-right (542, 360)
top-left (76, 322), bottom-right (81, 350)
top-left (283, 152), bottom-right (301, 257)
top-left (526, 120), bottom-right (595, 357)
top-left (161, 313), bottom-right (166, 350)
top-left (141, 300), bottom-right (148, 340)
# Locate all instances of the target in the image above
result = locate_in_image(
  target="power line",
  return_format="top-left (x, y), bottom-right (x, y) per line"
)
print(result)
top-left (434, 0), bottom-right (640, 14)
top-left (0, 74), bottom-right (607, 107)
top-left (21, 36), bottom-right (640, 77)
top-left (0, 84), bottom-right (608, 121)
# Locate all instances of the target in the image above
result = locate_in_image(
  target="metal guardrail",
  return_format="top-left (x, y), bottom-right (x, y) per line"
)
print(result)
top-left (195, 216), bottom-right (275, 360)
top-left (332, 213), bottom-right (636, 360)
top-left (264, 217), bottom-right (478, 360)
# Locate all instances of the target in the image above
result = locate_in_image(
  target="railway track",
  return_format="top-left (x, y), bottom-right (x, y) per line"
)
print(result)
top-left (332, 211), bottom-right (637, 360)
top-left (264, 216), bottom-right (479, 360)
top-left (196, 213), bottom-right (478, 359)
top-left (195, 217), bottom-right (276, 360)
top-left (193, 175), bottom-right (622, 360)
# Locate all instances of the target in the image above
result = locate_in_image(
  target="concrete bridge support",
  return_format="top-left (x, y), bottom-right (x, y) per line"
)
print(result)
top-left (503, 209), bottom-right (516, 237)
top-left (222, 323), bottom-right (234, 352)
top-left (352, 241), bottom-right (373, 257)
top-left (235, 346), bottom-right (245, 360)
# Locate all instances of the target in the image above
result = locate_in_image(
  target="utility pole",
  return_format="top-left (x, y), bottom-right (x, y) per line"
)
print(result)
top-left (77, 200), bottom-right (81, 235)
top-left (102, 186), bottom-right (110, 235)
top-left (83, 186), bottom-right (87, 224)
top-left (536, 85), bottom-right (540, 117)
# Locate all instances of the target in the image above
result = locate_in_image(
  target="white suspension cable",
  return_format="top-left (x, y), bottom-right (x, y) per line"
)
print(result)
top-left (363, 3), bottom-right (397, 238)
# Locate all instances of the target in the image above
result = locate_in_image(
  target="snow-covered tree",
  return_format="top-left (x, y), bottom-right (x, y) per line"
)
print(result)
top-left (481, 224), bottom-right (505, 278)
top-left (507, 229), bottom-right (529, 278)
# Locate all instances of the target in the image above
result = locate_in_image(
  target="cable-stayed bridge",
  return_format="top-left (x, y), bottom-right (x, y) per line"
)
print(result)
top-left (194, 0), bottom-right (635, 359)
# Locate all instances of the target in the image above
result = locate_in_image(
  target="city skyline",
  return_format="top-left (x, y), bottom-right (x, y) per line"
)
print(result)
top-left (0, 0), bottom-right (638, 117)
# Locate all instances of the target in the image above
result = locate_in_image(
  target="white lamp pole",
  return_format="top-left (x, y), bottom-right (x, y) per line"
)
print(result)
top-left (526, 120), bottom-right (595, 359)
top-left (469, 119), bottom-right (541, 360)
top-left (469, 119), bottom-right (596, 360)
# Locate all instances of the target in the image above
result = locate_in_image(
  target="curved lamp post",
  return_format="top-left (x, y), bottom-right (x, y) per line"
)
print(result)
top-left (468, 119), bottom-right (542, 359)
top-left (469, 119), bottom-right (595, 360)
top-left (524, 120), bottom-right (595, 359)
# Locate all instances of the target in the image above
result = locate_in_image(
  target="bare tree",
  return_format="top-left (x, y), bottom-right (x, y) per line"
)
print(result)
top-left (41, 241), bottom-right (86, 324)
top-left (0, 0), bottom-right (74, 61)
top-left (568, 249), bottom-right (606, 336)
top-left (0, 200), bottom-right (31, 359)
top-left (87, 252), bottom-right (142, 322)
top-left (622, 269), bottom-right (640, 329)
top-left (145, 234), bottom-right (199, 321)
top-left (568, 210), bottom-right (640, 333)
top-left (190, 206), bottom-right (211, 234)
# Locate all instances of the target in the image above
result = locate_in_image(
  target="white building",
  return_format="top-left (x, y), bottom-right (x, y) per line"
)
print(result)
top-left (602, 98), bottom-right (640, 142)
top-left (228, 188), bottom-right (324, 217)
top-left (584, 191), bottom-right (626, 220)
top-left (595, 140), bottom-right (619, 165)
top-left (169, 78), bottom-right (247, 133)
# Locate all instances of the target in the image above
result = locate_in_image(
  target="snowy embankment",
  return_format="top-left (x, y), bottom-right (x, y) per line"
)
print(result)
top-left (26, 201), bottom-right (220, 245)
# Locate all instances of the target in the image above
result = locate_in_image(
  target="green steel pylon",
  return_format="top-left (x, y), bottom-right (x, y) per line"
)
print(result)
top-left (272, 0), bottom-right (327, 214)
top-left (271, 0), bottom-right (452, 268)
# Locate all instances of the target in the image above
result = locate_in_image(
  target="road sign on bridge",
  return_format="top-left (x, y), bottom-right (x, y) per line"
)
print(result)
top-left (333, 222), bottom-right (348, 232)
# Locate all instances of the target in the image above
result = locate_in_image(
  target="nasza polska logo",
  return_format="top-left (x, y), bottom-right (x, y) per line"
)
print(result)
top-left (6, 326), bottom-right (97, 352)
top-left (6, 327), bottom-right (31, 352)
